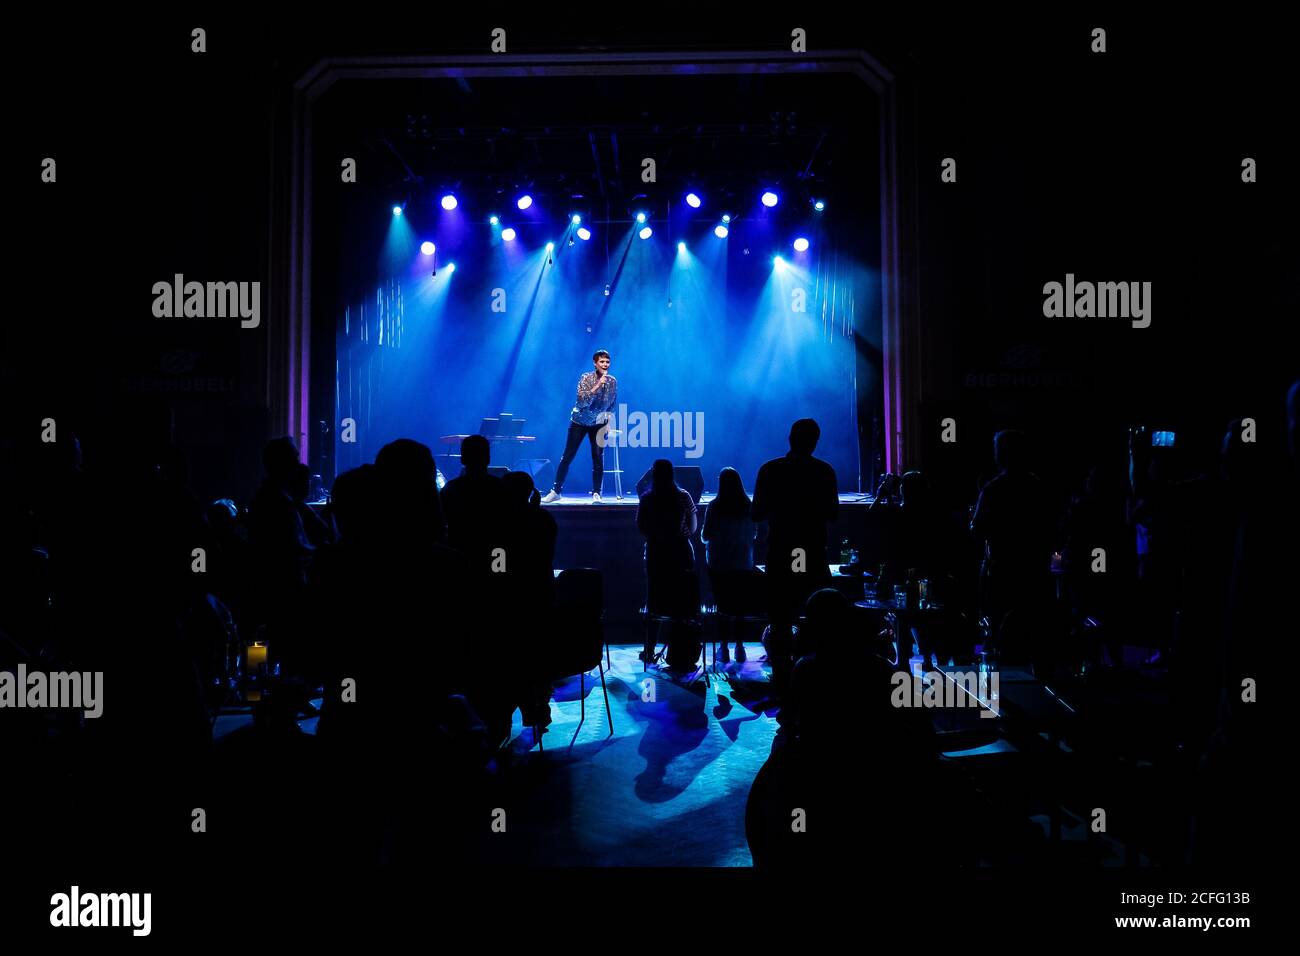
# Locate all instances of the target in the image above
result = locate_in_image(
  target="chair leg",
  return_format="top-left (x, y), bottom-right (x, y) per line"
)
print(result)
top-left (605, 640), bottom-right (611, 672)
top-left (599, 661), bottom-right (614, 736)
top-left (533, 725), bottom-right (543, 751)
top-left (570, 671), bottom-right (588, 750)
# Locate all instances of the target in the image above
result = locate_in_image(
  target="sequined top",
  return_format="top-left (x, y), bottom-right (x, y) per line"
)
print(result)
top-left (571, 371), bottom-right (618, 426)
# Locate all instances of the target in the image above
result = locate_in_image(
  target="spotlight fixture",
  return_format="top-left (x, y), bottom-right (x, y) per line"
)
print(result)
top-left (546, 241), bottom-right (555, 251)
top-left (636, 212), bottom-right (646, 223)
top-left (721, 214), bottom-right (731, 224)
top-left (501, 227), bottom-right (517, 242)
top-left (714, 224), bottom-right (729, 239)
top-left (638, 226), bottom-right (653, 240)
top-left (420, 241), bottom-right (436, 256)
top-left (489, 215), bottom-right (499, 225)
top-left (392, 205), bottom-right (403, 217)
top-left (685, 192), bottom-right (701, 208)
top-left (678, 242), bottom-right (686, 253)
top-left (440, 194), bottom-right (458, 210)
top-left (761, 191), bottom-right (779, 207)
top-left (774, 255), bottom-right (785, 268)
top-left (576, 227), bottom-right (591, 241)
top-left (793, 237), bottom-right (810, 252)
top-left (814, 200), bottom-right (825, 212)
top-left (446, 263), bottom-right (455, 273)
top-left (517, 195), bottom-right (533, 210)
top-left (571, 214), bottom-right (582, 225)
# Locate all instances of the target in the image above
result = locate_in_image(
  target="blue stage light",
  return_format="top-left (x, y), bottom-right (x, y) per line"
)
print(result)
top-left (441, 194), bottom-right (458, 210)
top-left (446, 263), bottom-right (455, 273)
top-left (501, 227), bottom-right (517, 242)
top-left (686, 193), bottom-right (701, 208)
top-left (489, 215), bottom-right (499, 225)
top-left (638, 226), bottom-right (653, 240)
top-left (517, 195), bottom-right (533, 210)
top-left (420, 241), bottom-right (436, 256)
top-left (392, 205), bottom-right (403, 217)
top-left (721, 213), bottom-right (731, 224)
top-left (793, 237), bottom-right (809, 252)
top-left (774, 255), bottom-right (785, 269)
top-left (714, 224), bottom-right (729, 238)
top-left (762, 191), bottom-right (779, 207)
top-left (814, 200), bottom-right (825, 212)
top-left (678, 241), bottom-right (687, 253)
top-left (576, 227), bottom-right (591, 241)
top-left (571, 214), bottom-right (582, 225)
top-left (636, 212), bottom-right (646, 223)
top-left (546, 241), bottom-right (555, 251)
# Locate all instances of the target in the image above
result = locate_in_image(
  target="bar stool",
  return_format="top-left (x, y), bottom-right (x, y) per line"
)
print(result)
top-left (601, 427), bottom-right (624, 499)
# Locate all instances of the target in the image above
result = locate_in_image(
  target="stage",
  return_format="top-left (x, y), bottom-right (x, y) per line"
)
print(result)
top-left (542, 493), bottom-right (884, 634)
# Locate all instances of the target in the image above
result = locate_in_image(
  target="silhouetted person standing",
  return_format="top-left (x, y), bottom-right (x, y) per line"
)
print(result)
top-left (440, 434), bottom-right (508, 574)
top-left (636, 459), bottom-right (698, 662)
top-left (751, 419), bottom-right (839, 688)
top-left (970, 429), bottom-right (1052, 652)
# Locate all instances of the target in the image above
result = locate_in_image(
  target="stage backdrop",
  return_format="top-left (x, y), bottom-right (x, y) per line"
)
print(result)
top-left (331, 203), bottom-right (871, 495)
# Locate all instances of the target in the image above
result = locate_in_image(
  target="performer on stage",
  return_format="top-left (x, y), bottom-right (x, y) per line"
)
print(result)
top-left (541, 350), bottom-right (618, 503)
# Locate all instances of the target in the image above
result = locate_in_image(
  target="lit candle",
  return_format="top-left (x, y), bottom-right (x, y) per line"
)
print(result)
top-left (245, 642), bottom-right (268, 677)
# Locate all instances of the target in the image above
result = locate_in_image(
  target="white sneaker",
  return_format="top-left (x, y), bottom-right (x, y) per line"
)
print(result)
top-left (541, 490), bottom-right (561, 503)
top-left (591, 492), bottom-right (602, 503)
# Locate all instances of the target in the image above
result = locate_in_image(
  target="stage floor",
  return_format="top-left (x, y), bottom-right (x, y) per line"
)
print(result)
top-left (540, 492), bottom-right (875, 509)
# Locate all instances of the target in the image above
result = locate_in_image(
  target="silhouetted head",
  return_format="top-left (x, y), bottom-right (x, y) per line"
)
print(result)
top-left (993, 430), bottom-right (1028, 472)
top-left (650, 459), bottom-right (675, 492)
top-left (263, 437), bottom-right (300, 484)
top-left (503, 470), bottom-right (535, 503)
top-left (788, 419), bottom-right (821, 456)
top-left (329, 464), bottom-right (381, 541)
top-left (205, 498), bottom-right (238, 532)
top-left (712, 466), bottom-right (751, 517)
top-left (376, 439), bottom-right (436, 485)
top-left (799, 588), bottom-right (852, 658)
top-left (460, 434), bottom-right (491, 472)
top-left (900, 470), bottom-right (928, 509)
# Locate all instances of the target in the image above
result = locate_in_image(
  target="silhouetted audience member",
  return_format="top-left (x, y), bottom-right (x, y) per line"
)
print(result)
top-left (439, 434), bottom-right (507, 573)
top-left (751, 419), bottom-right (839, 691)
top-left (502, 470), bottom-right (559, 731)
top-left (702, 466), bottom-right (757, 662)
top-left (636, 459), bottom-right (698, 661)
top-left (970, 429), bottom-right (1052, 655)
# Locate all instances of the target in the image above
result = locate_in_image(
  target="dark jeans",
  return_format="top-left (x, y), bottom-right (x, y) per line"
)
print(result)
top-left (552, 421), bottom-right (605, 493)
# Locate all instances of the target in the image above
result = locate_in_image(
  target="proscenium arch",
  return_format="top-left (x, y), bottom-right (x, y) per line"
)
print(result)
top-left (273, 50), bottom-right (918, 482)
